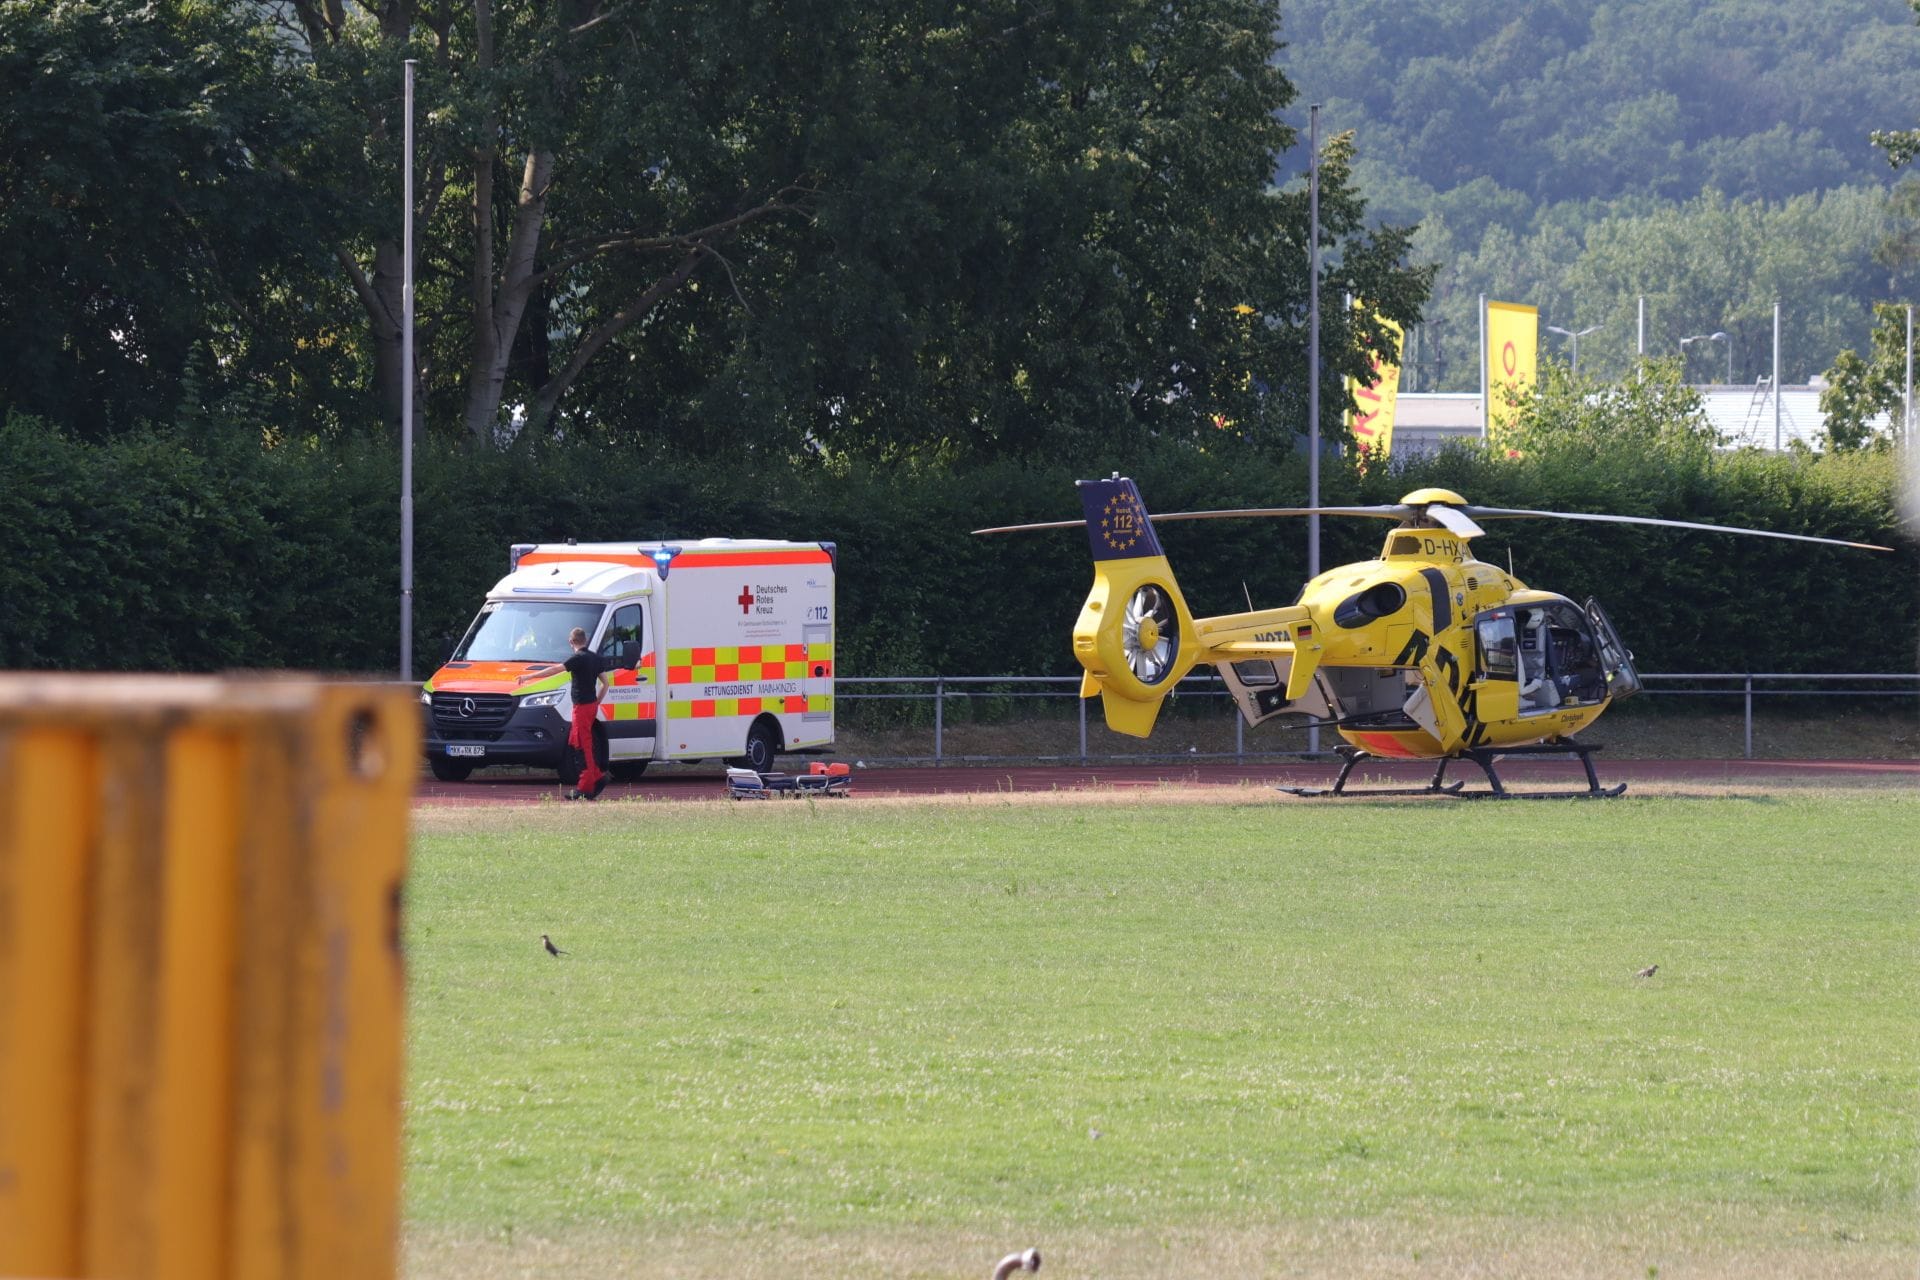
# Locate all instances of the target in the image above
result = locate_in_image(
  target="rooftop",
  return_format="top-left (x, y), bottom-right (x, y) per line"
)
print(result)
top-left (1389, 387), bottom-right (1898, 454)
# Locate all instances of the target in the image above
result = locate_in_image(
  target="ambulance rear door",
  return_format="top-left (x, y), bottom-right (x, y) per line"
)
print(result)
top-left (790, 550), bottom-right (834, 748)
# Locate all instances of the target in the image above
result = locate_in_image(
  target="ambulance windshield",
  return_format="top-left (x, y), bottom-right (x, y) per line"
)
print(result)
top-left (452, 601), bottom-right (604, 663)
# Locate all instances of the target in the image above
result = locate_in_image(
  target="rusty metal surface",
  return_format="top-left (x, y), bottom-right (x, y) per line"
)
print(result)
top-left (0, 677), bottom-right (414, 1280)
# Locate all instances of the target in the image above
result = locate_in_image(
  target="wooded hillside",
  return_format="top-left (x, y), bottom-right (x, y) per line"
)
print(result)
top-left (1277, 0), bottom-right (1920, 389)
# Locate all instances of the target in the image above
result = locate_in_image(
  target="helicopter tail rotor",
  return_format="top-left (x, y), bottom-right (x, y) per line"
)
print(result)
top-left (1071, 476), bottom-right (1203, 737)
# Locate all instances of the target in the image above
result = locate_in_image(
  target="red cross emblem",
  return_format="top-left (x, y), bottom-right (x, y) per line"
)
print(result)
top-left (737, 585), bottom-right (755, 614)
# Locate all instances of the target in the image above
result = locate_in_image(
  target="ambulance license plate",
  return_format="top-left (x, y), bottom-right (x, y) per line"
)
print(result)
top-left (446, 744), bottom-right (486, 758)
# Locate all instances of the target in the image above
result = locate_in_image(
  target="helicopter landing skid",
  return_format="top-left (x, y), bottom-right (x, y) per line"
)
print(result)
top-left (1277, 741), bottom-right (1627, 800)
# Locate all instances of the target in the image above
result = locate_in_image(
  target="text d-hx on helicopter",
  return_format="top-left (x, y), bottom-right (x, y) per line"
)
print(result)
top-left (976, 477), bottom-right (1892, 799)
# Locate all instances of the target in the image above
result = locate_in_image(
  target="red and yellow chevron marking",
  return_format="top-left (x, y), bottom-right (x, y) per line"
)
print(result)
top-left (606, 655), bottom-right (655, 685)
top-left (666, 643), bottom-right (832, 685)
top-left (597, 655), bottom-right (657, 721)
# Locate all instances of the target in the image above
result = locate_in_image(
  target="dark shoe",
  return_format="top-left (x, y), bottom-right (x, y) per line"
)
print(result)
top-left (564, 789), bottom-right (581, 801)
top-left (589, 774), bottom-right (609, 799)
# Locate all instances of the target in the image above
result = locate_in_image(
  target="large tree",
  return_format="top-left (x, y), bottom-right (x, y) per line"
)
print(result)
top-left (1818, 303), bottom-right (1909, 451)
top-left (4, 0), bottom-right (1429, 453)
top-left (287, 0), bottom-right (1430, 454)
top-left (0, 0), bottom-right (346, 436)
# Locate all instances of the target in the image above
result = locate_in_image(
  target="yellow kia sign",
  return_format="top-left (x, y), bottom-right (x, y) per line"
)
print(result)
top-left (1346, 309), bottom-right (1403, 459)
top-left (1485, 300), bottom-right (1538, 445)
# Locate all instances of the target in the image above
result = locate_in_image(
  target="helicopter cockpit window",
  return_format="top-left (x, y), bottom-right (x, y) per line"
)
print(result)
top-left (1514, 602), bottom-right (1609, 709)
top-left (1232, 659), bottom-right (1279, 687)
top-left (1475, 612), bottom-right (1518, 680)
top-left (1550, 622), bottom-right (1607, 703)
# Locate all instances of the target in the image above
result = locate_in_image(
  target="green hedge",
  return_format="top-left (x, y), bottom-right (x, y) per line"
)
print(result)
top-left (1, 413), bottom-right (1912, 678)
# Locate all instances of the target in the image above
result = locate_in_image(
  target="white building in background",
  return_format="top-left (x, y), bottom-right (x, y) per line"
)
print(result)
top-left (1390, 386), bottom-right (1895, 455)
top-left (1389, 393), bottom-right (1484, 454)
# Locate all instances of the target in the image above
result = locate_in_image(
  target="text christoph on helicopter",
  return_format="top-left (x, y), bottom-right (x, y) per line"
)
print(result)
top-left (976, 476), bottom-right (1890, 797)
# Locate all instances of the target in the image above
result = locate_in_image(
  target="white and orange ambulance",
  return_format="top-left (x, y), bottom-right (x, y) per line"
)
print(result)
top-left (420, 539), bottom-right (835, 782)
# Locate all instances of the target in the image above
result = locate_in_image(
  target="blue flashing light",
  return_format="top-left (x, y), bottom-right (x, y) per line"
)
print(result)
top-left (650, 545), bottom-right (682, 579)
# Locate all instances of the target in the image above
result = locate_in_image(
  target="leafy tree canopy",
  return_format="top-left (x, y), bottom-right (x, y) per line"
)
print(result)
top-left (1282, 0), bottom-right (1920, 213)
top-left (1818, 302), bottom-right (1911, 451)
top-left (0, 0), bottom-right (1434, 460)
top-left (0, 0), bottom-right (349, 437)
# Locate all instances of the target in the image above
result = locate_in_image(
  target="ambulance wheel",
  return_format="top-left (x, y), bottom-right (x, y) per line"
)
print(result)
top-left (558, 722), bottom-right (611, 787)
top-left (729, 717), bottom-right (782, 773)
top-left (429, 757), bottom-right (475, 783)
top-left (610, 760), bottom-right (649, 782)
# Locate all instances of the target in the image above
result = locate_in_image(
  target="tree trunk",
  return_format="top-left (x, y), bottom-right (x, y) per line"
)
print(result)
top-left (460, 149), bottom-right (554, 442)
top-left (526, 250), bottom-right (706, 433)
top-left (368, 239), bottom-right (406, 432)
top-left (460, 149), bottom-right (499, 442)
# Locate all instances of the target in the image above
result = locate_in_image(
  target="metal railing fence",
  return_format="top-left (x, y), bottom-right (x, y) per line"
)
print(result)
top-left (835, 672), bottom-right (1920, 764)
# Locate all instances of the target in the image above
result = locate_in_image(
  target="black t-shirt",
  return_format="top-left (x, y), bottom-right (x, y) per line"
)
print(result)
top-left (564, 650), bottom-right (614, 705)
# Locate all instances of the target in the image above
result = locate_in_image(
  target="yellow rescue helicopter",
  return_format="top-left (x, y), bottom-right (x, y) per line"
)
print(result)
top-left (977, 476), bottom-right (1892, 798)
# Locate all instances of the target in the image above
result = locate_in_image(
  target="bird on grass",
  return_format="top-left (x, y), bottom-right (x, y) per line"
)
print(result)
top-left (991, 1248), bottom-right (1041, 1279)
top-left (542, 934), bottom-right (567, 957)
top-left (1635, 964), bottom-right (1658, 979)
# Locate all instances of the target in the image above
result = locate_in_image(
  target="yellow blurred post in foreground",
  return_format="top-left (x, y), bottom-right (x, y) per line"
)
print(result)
top-left (0, 677), bottom-right (415, 1280)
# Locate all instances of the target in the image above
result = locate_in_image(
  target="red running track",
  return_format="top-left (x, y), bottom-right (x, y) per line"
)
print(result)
top-left (414, 757), bottom-right (1919, 805)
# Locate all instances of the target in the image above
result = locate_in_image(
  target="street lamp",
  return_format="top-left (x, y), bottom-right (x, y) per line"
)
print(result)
top-left (1680, 331), bottom-right (1731, 384)
top-left (1546, 323), bottom-right (1601, 373)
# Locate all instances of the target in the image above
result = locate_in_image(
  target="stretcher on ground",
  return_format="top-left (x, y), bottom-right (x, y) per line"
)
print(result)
top-left (725, 761), bottom-right (853, 799)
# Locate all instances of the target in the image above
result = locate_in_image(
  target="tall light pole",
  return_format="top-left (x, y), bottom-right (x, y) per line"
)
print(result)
top-left (1306, 103), bottom-right (1320, 581)
top-left (400, 57), bottom-right (417, 681)
top-left (1680, 331), bottom-right (1731, 384)
top-left (1477, 294), bottom-right (1488, 439)
top-left (1306, 102), bottom-right (1321, 757)
top-left (1772, 304), bottom-right (1781, 451)
top-left (1906, 305), bottom-right (1914, 449)
top-left (1636, 296), bottom-right (1646, 382)
top-left (1546, 323), bottom-right (1601, 373)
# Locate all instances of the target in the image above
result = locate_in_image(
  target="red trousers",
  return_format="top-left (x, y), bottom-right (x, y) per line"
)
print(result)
top-left (568, 702), bottom-right (605, 794)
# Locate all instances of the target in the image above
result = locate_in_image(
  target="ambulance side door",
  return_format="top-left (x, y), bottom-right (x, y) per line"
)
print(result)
top-left (597, 600), bottom-right (658, 760)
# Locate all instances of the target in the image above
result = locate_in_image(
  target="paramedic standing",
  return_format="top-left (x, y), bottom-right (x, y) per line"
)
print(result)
top-left (563, 626), bottom-right (613, 799)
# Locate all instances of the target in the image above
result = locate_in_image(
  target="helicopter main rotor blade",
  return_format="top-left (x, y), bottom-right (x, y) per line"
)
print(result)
top-left (1421, 503), bottom-right (1486, 539)
top-left (973, 502), bottom-right (1890, 549)
top-left (972, 506), bottom-right (1407, 535)
top-left (1461, 507), bottom-right (1893, 552)
top-left (1146, 505), bottom-right (1411, 523)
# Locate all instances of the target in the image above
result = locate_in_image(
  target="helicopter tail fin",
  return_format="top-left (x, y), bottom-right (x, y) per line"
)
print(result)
top-left (1071, 477), bottom-right (1203, 738)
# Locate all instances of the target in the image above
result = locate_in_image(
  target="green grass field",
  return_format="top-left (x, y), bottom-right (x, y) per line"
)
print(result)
top-left (404, 788), bottom-right (1920, 1277)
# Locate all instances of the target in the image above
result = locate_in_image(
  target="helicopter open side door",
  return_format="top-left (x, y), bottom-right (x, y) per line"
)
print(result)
top-left (1470, 609), bottom-right (1522, 726)
top-left (1215, 655), bottom-right (1336, 726)
top-left (1584, 597), bottom-right (1643, 701)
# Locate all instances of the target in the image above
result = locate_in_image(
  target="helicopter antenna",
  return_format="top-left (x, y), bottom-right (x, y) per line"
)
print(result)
top-left (1242, 581), bottom-right (1254, 611)
top-left (1508, 546), bottom-right (1514, 577)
